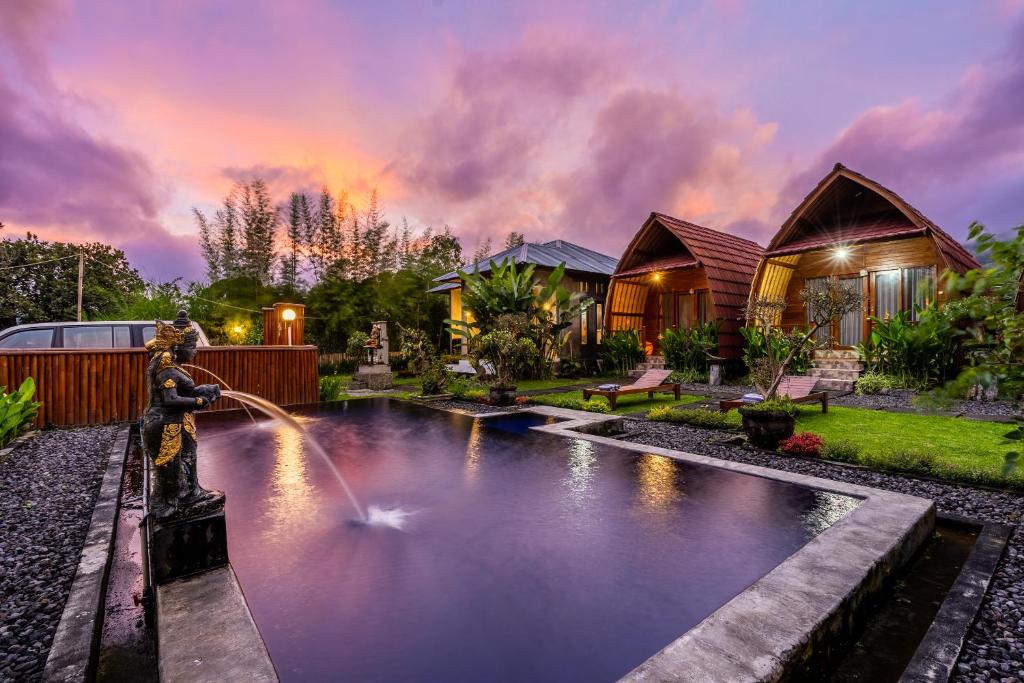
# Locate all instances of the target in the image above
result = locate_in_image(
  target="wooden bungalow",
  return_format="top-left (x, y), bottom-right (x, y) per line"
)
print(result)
top-left (604, 212), bottom-right (765, 361)
top-left (749, 164), bottom-right (980, 349)
top-left (427, 239), bottom-right (618, 360)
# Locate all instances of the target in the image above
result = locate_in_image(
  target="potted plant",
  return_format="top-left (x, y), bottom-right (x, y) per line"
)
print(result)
top-left (740, 281), bottom-right (862, 448)
top-left (472, 315), bottom-right (538, 406)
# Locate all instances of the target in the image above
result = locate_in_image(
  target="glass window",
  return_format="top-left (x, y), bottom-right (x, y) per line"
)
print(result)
top-left (113, 326), bottom-right (133, 348)
top-left (580, 310), bottom-right (588, 345)
top-left (697, 291), bottom-right (712, 324)
top-left (805, 276), bottom-right (831, 345)
top-left (142, 325), bottom-right (156, 344)
top-left (63, 326), bottom-right (113, 348)
top-left (874, 270), bottom-right (900, 321)
top-left (677, 293), bottom-right (694, 330)
top-left (0, 328), bottom-right (54, 349)
top-left (596, 303), bottom-right (604, 345)
top-left (902, 267), bottom-right (935, 321)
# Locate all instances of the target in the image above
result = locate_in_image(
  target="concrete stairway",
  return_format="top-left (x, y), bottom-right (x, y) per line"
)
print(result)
top-left (629, 356), bottom-right (666, 378)
top-left (808, 349), bottom-right (863, 393)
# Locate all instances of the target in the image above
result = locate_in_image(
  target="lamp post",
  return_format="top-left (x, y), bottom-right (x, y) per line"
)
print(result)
top-left (282, 307), bottom-right (296, 346)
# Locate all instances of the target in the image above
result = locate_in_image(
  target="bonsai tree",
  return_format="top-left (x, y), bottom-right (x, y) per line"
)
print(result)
top-left (472, 314), bottom-right (538, 391)
top-left (745, 280), bottom-right (862, 401)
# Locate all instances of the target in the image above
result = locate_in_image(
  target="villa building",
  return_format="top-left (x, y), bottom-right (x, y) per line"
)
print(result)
top-left (749, 164), bottom-right (980, 349)
top-left (427, 239), bottom-right (618, 360)
top-left (603, 212), bottom-right (765, 361)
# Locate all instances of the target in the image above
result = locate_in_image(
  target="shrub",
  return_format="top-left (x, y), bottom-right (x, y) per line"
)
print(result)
top-left (740, 396), bottom-right (798, 416)
top-left (345, 331), bottom-right (370, 362)
top-left (319, 375), bottom-right (346, 401)
top-left (740, 325), bottom-right (815, 376)
top-left (857, 305), bottom-right (959, 389)
top-left (854, 371), bottom-right (904, 395)
top-left (534, 395), bottom-right (611, 413)
top-left (647, 406), bottom-right (739, 430)
top-left (0, 378), bottom-right (40, 448)
top-left (473, 315), bottom-right (539, 388)
top-left (668, 368), bottom-right (708, 384)
top-left (450, 378), bottom-right (487, 402)
top-left (419, 358), bottom-right (454, 396)
top-left (820, 439), bottom-right (861, 463)
top-left (862, 449), bottom-right (937, 476)
top-left (601, 330), bottom-right (645, 375)
top-left (319, 358), bottom-right (356, 376)
top-left (397, 325), bottom-right (435, 374)
top-left (662, 322), bottom-right (717, 376)
top-left (779, 432), bottom-right (824, 457)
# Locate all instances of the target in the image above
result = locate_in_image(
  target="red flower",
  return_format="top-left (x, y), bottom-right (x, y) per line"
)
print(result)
top-left (779, 432), bottom-right (824, 457)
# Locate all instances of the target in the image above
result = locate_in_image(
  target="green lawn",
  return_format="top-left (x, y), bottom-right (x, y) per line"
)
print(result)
top-left (529, 389), bottom-right (704, 415)
top-left (792, 406), bottom-right (1020, 486)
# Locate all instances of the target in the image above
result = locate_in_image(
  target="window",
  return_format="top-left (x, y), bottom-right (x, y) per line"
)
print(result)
top-left (142, 326), bottom-right (157, 344)
top-left (0, 328), bottom-right (54, 349)
top-left (697, 291), bottom-right (712, 324)
top-left (63, 326), bottom-right (113, 349)
top-left (596, 303), bottom-right (604, 344)
top-left (114, 326), bottom-right (133, 348)
top-left (902, 267), bottom-right (935, 321)
top-left (677, 293), bottom-right (694, 330)
top-left (580, 309), bottom-right (588, 345)
top-left (874, 270), bottom-right (900, 321)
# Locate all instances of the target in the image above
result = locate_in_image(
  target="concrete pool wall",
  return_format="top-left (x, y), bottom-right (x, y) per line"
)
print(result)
top-left (525, 405), bottom-right (936, 682)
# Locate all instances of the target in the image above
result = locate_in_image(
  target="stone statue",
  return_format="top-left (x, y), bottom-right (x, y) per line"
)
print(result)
top-left (142, 310), bottom-right (224, 519)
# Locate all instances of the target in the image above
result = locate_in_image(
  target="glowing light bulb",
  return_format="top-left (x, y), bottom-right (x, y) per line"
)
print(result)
top-left (834, 247), bottom-right (850, 260)
top-left (281, 308), bottom-right (297, 321)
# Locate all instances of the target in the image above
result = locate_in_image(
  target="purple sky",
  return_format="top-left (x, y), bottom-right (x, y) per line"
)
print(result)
top-left (1, 0), bottom-right (1022, 281)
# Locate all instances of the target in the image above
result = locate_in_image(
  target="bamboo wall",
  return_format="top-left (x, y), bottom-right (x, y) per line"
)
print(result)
top-left (0, 346), bottom-right (319, 428)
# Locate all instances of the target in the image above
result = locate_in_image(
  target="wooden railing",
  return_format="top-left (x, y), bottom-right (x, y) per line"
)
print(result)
top-left (0, 346), bottom-right (319, 428)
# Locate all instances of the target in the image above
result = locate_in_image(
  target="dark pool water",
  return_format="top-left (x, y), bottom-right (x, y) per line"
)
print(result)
top-left (199, 400), bottom-right (858, 682)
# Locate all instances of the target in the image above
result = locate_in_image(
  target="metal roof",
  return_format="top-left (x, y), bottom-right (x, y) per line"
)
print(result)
top-left (425, 281), bottom-right (460, 294)
top-left (432, 239), bottom-right (619, 283)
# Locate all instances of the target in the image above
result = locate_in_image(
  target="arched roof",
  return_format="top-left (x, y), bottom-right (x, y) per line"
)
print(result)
top-left (768, 163), bottom-right (979, 273)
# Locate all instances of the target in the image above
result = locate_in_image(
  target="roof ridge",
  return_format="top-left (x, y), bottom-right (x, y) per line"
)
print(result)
top-left (652, 212), bottom-right (766, 250)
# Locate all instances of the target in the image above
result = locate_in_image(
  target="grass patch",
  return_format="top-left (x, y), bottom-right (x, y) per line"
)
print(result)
top-left (529, 389), bottom-right (702, 415)
top-left (791, 406), bottom-right (1021, 487)
top-left (648, 405), bottom-right (741, 430)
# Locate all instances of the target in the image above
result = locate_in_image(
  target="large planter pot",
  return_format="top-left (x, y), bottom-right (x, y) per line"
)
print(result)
top-left (489, 386), bottom-right (518, 406)
top-left (738, 407), bottom-right (795, 449)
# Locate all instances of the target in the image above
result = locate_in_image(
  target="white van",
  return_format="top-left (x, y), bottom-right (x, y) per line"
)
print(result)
top-left (0, 321), bottom-right (211, 350)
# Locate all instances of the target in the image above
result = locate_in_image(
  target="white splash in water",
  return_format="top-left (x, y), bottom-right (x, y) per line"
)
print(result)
top-left (362, 504), bottom-right (416, 531)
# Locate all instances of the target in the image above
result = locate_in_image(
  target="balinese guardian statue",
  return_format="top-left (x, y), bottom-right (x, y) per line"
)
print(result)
top-left (142, 310), bottom-right (224, 519)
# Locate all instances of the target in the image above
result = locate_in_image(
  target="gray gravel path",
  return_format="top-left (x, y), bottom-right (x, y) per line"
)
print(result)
top-left (0, 426), bottom-right (116, 683)
top-left (618, 418), bottom-right (1023, 683)
top-left (830, 390), bottom-right (1020, 418)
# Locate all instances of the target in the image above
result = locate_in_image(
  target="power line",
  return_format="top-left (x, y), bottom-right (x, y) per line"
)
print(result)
top-left (0, 254), bottom-right (81, 271)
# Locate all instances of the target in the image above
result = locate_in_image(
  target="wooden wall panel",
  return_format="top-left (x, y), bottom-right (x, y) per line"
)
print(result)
top-left (0, 346), bottom-right (319, 428)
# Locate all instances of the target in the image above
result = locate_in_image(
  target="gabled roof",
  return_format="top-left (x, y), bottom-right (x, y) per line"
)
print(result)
top-left (767, 163), bottom-right (980, 274)
top-left (432, 239), bottom-right (618, 282)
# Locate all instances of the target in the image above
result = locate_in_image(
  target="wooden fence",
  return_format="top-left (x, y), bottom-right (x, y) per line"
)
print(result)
top-left (0, 346), bottom-right (319, 428)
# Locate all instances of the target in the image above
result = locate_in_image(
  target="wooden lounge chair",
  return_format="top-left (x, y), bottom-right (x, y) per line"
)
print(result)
top-left (583, 369), bottom-right (680, 410)
top-left (719, 375), bottom-right (828, 413)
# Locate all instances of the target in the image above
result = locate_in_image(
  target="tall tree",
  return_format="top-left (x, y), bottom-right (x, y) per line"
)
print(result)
top-left (216, 189), bottom-right (240, 278)
top-left (471, 236), bottom-right (493, 268)
top-left (238, 178), bottom-right (278, 285)
top-left (280, 192), bottom-right (304, 290)
top-left (504, 231), bottom-right (525, 249)
top-left (194, 208), bottom-right (221, 281)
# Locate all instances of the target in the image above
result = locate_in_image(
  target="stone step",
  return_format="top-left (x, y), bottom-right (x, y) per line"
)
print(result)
top-left (813, 378), bottom-right (856, 392)
top-left (812, 359), bottom-right (864, 370)
top-left (807, 367), bottom-right (861, 380)
top-left (814, 349), bottom-right (860, 360)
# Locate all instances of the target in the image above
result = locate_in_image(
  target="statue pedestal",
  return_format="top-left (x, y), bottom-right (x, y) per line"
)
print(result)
top-left (145, 507), bottom-right (229, 585)
top-left (351, 364), bottom-right (393, 391)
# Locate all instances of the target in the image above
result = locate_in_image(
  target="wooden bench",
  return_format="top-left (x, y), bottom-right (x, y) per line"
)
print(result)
top-left (718, 375), bottom-right (828, 413)
top-left (583, 369), bottom-right (680, 411)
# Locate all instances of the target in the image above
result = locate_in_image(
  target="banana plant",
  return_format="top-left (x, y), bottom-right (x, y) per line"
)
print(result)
top-left (0, 378), bottom-right (40, 448)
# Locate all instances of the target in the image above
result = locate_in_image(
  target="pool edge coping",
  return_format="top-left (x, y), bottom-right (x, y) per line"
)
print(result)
top-left (522, 405), bottom-right (937, 682)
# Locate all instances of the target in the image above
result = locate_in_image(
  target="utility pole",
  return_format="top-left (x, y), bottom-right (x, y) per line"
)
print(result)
top-left (76, 252), bottom-right (84, 322)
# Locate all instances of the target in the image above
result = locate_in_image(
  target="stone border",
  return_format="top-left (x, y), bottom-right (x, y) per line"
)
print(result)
top-left (899, 518), bottom-right (1013, 683)
top-left (42, 424), bottom-right (130, 683)
top-left (521, 405), bottom-right (936, 682)
top-left (155, 566), bottom-right (278, 682)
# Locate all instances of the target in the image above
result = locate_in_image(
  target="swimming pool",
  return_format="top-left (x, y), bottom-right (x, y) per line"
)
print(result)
top-left (199, 400), bottom-right (859, 681)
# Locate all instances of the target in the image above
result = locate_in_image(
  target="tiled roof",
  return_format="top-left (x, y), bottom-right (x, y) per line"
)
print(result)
top-left (432, 239), bottom-right (618, 283)
top-left (771, 164), bottom-right (980, 273)
top-left (612, 254), bottom-right (698, 278)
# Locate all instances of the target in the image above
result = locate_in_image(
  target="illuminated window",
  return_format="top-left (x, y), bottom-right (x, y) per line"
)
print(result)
top-left (596, 303), bottom-right (604, 344)
top-left (580, 309), bottom-right (588, 345)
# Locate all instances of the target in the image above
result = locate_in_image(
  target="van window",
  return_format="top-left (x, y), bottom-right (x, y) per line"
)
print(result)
top-left (64, 326), bottom-right (113, 349)
top-left (0, 328), bottom-right (54, 349)
top-left (142, 326), bottom-right (156, 344)
top-left (114, 326), bottom-right (133, 348)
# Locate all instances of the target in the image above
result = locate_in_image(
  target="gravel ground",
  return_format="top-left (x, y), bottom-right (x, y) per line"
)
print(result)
top-left (0, 427), bottom-right (116, 683)
top-left (831, 390), bottom-right (1020, 418)
top-left (618, 418), bottom-right (1024, 683)
top-left (427, 398), bottom-right (520, 414)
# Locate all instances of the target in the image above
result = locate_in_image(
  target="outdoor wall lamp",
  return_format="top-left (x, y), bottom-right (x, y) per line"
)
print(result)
top-left (281, 308), bottom-right (297, 322)
top-left (834, 247), bottom-right (851, 260)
